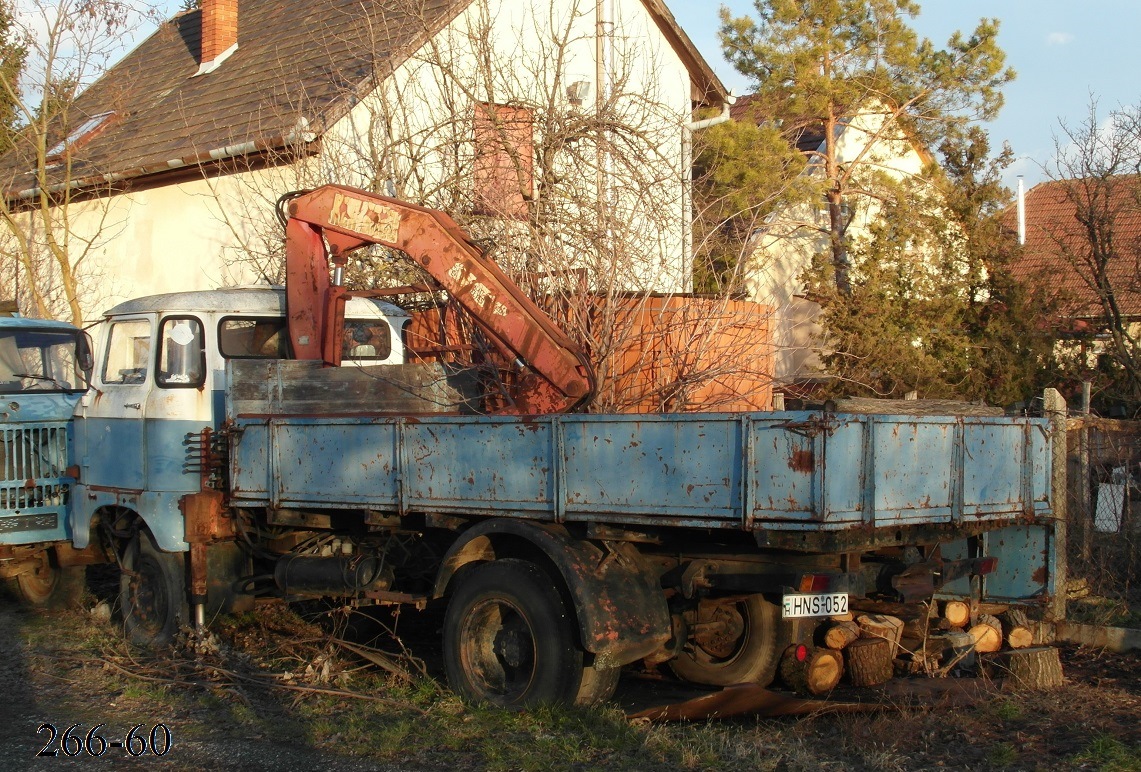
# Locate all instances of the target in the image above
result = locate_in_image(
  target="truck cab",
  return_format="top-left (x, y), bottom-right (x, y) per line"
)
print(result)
top-left (0, 314), bottom-right (92, 604)
top-left (72, 287), bottom-right (410, 553)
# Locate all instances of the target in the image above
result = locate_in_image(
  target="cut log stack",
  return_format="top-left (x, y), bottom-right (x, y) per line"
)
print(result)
top-left (809, 602), bottom-right (1059, 691)
top-left (856, 613), bottom-right (905, 656)
top-left (999, 609), bottom-right (1035, 650)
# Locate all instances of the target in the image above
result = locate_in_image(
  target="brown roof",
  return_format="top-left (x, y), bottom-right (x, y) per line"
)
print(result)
top-left (1006, 177), bottom-right (1141, 321)
top-left (3, 0), bottom-right (467, 195)
top-left (4, 0), bottom-right (728, 197)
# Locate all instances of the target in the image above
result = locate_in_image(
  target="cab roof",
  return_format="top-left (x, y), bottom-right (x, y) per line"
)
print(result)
top-left (104, 286), bottom-right (409, 320)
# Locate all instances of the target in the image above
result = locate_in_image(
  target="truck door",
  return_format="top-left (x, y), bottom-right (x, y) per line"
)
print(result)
top-left (79, 316), bottom-right (153, 491)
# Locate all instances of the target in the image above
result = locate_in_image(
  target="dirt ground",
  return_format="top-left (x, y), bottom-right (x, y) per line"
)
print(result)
top-left (1, 595), bottom-right (1138, 772)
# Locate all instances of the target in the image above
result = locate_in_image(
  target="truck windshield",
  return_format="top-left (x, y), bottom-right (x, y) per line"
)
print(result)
top-left (0, 328), bottom-right (85, 393)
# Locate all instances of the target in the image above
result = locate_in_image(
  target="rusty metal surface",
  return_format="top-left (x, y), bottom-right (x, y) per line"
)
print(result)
top-left (282, 185), bottom-right (595, 413)
top-left (433, 519), bottom-right (670, 667)
top-left (228, 402), bottom-right (1053, 546)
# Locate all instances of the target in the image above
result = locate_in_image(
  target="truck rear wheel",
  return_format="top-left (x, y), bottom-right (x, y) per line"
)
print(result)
top-left (669, 594), bottom-right (780, 687)
top-left (120, 530), bottom-right (187, 647)
top-left (443, 559), bottom-right (616, 709)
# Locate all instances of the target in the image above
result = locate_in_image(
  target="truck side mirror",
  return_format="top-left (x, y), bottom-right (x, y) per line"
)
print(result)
top-left (77, 332), bottom-right (95, 383)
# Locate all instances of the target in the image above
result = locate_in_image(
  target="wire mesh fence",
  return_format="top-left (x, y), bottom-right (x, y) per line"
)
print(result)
top-left (1064, 416), bottom-right (1141, 615)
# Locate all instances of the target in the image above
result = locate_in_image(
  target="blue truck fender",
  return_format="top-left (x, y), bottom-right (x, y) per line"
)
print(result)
top-left (433, 519), bottom-right (671, 668)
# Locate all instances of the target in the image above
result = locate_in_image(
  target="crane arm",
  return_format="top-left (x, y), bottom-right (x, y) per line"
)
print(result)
top-left (282, 184), bottom-right (594, 414)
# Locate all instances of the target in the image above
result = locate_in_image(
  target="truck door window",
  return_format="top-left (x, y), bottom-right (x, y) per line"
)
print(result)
top-left (342, 321), bottom-right (392, 362)
top-left (157, 317), bottom-right (206, 388)
top-left (219, 318), bottom-right (290, 358)
top-left (102, 320), bottom-right (152, 385)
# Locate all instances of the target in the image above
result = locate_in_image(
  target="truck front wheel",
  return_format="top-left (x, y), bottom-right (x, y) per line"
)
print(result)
top-left (444, 559), bottom-right (615, 709)
top-left (8, 552), bottom-right (85, 608)
top-left (669, 594), bottom-right (780, 687)
top-left (120, 530), bottom-right (187, 647)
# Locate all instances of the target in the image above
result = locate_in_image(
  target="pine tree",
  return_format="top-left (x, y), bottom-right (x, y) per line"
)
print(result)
top-left (719, 0), bottom-right (1014, 293)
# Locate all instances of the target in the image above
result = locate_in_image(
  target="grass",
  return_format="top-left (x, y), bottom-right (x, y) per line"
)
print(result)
top-left (1072, 735), bottom-right (1141, 772)
top-left (6, 600), bottom-right (1140, 772)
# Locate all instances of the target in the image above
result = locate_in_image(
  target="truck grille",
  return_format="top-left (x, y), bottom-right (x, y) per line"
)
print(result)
top-left (0, 423), bottom-right (70, 511)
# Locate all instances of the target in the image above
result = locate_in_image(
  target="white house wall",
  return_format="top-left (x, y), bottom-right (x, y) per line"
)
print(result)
top-left (28, 0), bottom-right (698, 323)
top-left (326, 0), bottom-right (694, 293)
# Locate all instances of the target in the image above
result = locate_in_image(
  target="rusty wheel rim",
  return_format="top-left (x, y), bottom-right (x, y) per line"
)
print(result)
top-left (459, 598), bottom-right (537, 700)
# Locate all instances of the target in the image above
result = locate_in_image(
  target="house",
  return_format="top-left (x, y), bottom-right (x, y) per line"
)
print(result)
top-left (1008, 176), bottom-right (1141, 332)
top-left (730, 95), bottom-right (935, 396)
top-left (1007, 176), bottom-right (1141, 393)
top-left (0, 0), bottom-right (729, 322)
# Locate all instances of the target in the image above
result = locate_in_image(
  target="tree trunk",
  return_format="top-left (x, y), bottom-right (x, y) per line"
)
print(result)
top-left (981, 647), bottom-right (1064, 689)
top-left (845, 638), bottom-right (893, 687)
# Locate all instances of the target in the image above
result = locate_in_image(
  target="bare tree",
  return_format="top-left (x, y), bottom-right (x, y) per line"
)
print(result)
top-left (1044, 99), bottom-right (1141, 411)
top-left (201, 0), bottom-right (774, 412)
top-left (0, 0), bottom-right (158, 323)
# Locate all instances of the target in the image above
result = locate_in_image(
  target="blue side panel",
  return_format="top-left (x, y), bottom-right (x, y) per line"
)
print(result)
top-left (961, 422), bottom-right (1024, 517)
top-left (71, 486), bottom-right (189, 551)
top-left (869, 418), bottom-right (956, 525)
top-left (228, 412), bottom-right (1053, 535)
top-left (560, 417), bottom-right (742, 522)
top-left (407, 420), bottom-right (552, 514)
top-left (748, 416), bottom-right (817, 522)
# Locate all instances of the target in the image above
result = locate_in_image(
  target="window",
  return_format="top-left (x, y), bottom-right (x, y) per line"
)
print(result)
top-left (473, 103), bottom-right (534, 219)
top-left (102, 320), bottom-right (151, 385)
top-left (342, 321), bottom-right (392, 362)
top-left (0, 329), bottom-right (85, 393)
top-left (157, 317), bottom-right (205, 388)
top-left (46, 111), bottom-right (116, 160)
top-left (218, 318), bottom-right (290, 358)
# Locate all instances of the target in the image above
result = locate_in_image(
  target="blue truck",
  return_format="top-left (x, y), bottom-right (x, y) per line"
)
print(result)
top-left (54, 186), bottom-right (1056, 709)
top-left (0, 310), bottom-right (95, 605)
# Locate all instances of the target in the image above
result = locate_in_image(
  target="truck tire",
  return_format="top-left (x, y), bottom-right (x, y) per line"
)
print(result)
top-left (669, 594), bottom-right (780, 687)
top-left (444, 559), bottom-right (615, 709)
top-left (120, 530), bottom-right (187, 647)
top-left (8, 556), bottom-right (85, 608)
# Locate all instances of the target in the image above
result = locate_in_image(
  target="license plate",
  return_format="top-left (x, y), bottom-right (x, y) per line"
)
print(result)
top-left (782, 592), bottom-right (848, 619)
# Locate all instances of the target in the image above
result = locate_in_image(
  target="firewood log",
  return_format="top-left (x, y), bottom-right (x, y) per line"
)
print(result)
top-left (999, 608), bottom-right (1035, 649)
top-left (968, 613), bottom-right (1003, 653)
top-left (823, 620), bottom-right (861, 650)
top-left (981, 647), bottom-right (1064, 689)
top-left (942, 600), bottom-right (971, 628)
top-left (857, 613), bottom-right (905, 655)
top-left (845, 638), bottom-right (893, 687)
top-left (779, 646), bottom-right (843, 695)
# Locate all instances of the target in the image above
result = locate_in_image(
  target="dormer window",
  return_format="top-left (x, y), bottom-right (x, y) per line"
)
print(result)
top-left (46, 111), bottom-right (116, 160)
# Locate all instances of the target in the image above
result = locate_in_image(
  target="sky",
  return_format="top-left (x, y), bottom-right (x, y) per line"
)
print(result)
top-left (669, 1), bottom-right (1141, 189)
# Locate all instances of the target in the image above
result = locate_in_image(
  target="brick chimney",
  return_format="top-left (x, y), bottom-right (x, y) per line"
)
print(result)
top-left (198, 0), bottom-right (238, 73)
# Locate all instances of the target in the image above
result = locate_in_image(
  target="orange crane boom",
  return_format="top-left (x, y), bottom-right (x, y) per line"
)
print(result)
top-left (281, 185), bottom-right (595, 414)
